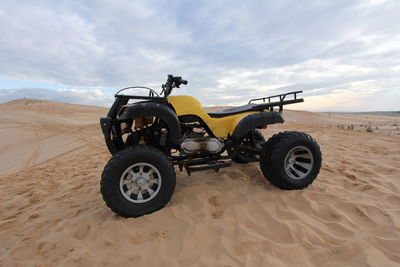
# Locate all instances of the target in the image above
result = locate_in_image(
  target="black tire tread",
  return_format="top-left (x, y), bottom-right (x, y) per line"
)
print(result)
top-left (260, 131), bottom-right (321, 190)
top-left (100, 146), bottom-right (176, 218)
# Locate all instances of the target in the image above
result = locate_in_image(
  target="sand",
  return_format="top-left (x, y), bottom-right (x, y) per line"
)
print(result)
top-left (1, 99), bottom-right (399, 266)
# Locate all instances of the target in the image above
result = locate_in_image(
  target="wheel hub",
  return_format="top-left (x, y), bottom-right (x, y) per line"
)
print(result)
top-left (119, 162), bottom-right (162, 203)
top-left (284, 146), bottom-right (314, 180)
top-left (135, 177), bottom-right (147, 188)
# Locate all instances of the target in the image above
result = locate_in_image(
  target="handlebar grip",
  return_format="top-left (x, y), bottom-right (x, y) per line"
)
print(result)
top-left (181, 79), bottom-right (188, 85)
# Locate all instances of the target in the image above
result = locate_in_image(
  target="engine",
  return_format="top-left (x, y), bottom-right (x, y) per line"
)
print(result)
top-left (180, 137), bottom-right (224, 155)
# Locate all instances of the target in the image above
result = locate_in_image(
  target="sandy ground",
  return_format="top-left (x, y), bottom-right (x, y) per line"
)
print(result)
top-left (1, 99), bottom-right (399, 266)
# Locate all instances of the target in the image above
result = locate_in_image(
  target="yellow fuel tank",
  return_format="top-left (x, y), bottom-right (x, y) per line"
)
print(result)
top-left (167, 95), bottom-right (257, 138)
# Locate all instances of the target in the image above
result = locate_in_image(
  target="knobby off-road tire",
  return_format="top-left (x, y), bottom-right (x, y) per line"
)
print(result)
top-left (260, 131), bottom-right (322, 190)
top-left (232, 129), bottom-right (266, 163)
top-left (101, 146), bottom-right (176, 218)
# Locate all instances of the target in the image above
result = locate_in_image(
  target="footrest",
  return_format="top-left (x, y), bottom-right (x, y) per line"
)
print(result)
top-left (185, 161), bottom-right (231, 176)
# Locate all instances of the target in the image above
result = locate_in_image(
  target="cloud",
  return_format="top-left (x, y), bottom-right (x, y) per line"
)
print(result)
top-left (0, 0), bottom-right (399, 111)
top-left (0, 0), bottom-right (190, 87)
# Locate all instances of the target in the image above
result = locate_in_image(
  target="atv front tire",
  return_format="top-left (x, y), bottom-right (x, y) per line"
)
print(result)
top-left (232, 129), bottom-right (265, 163)
top-left (260, 131), bottom-right (322, 190)
top-left (101, 146), bottom-right (176, 218)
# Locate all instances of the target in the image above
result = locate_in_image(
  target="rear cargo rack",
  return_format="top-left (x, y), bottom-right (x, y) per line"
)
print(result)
top-left (249, 90), bottom-right (303, 113)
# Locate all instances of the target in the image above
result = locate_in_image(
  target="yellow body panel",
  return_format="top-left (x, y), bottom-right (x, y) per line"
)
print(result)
top-left (168, 95), bottom-right (258, 138)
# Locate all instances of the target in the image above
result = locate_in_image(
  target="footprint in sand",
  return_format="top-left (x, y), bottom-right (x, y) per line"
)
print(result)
top-left (208, 194), bottom-right (220, 207)
top-left (211, 210), bottom-right (224, 219)
top-left (328, 247), bottom-right (341, 259)
top-left (28, 213), bottom-right (39, 219)
top-left (129, 234), bottom-right (142, 244)
top-left (151, 231), bottom-right (168, 239)
top-left (208, 195), bottom-right (224, 219)
top-left (73, 222), bottom-right (91, 240)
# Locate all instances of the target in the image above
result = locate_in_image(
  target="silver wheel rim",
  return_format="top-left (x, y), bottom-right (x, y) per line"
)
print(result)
top-left (284, 146), bottom-right (314, 180)
top-left (119, 163), bottom-right (162, 203)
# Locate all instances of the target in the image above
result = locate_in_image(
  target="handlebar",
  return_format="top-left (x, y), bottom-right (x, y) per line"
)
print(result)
top-left (162, 74), bottom-right (188, 96)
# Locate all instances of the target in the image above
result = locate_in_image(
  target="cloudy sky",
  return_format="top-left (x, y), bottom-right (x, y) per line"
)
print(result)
top-left (0, 0), bottom-right (399, 111)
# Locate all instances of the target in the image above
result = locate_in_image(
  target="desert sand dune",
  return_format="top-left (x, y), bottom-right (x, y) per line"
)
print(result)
top-left (0, 99), bottom-right (399, 266)
top-left (0, 99), bottom-right (107, 175)
top-left (282, 109), bottom-right (400, 136)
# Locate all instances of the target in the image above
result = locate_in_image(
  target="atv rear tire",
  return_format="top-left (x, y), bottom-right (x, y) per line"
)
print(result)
top-left (101, 146), bottom-right (176, 217)
top-left (232, 129), bottom-right (265, 163)
top-left (260, 131), bottom-right (321, 190)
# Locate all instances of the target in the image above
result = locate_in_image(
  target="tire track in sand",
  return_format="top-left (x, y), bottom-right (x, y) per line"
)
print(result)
top-left (24, 123), bottom-right (44, 169)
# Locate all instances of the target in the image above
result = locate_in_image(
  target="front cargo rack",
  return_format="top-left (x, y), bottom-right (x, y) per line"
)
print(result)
top-left (114, 86), bottom-right (167, 102)
top-left (248, 90), bottom-right (304, 113)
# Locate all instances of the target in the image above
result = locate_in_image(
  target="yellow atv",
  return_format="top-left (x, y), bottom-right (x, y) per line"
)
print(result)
top-left (100, 75), bottom-right (322, 217)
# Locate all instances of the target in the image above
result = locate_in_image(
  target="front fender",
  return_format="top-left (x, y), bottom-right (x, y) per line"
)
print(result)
top-left (119, 102), bottom-right (181, 147)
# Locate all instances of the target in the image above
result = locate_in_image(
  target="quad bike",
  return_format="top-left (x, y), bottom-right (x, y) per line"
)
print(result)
top-left (100, 75), bottom-right (322, 218)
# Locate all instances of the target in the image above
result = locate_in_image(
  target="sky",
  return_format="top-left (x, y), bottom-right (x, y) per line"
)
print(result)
top-left (0, 0), bottom-right (399, 111)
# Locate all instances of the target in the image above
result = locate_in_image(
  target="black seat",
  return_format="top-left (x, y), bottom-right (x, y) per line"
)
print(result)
top-left (208, 104), bottom-right (256, 118)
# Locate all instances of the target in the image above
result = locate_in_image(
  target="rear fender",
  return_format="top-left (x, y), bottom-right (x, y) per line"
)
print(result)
top-left (231, 111), bottom-right (284, 139)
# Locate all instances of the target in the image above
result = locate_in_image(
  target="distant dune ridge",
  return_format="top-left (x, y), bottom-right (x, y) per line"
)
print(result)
top-left (1, 99), bottom-right (399, 266)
